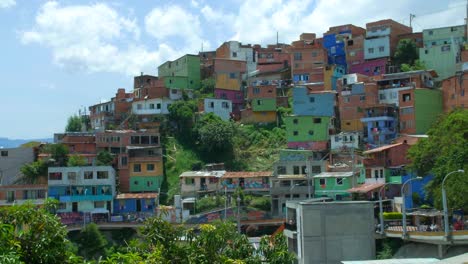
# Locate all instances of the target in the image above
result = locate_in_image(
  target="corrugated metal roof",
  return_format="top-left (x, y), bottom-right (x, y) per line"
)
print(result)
top-left (116, 193), bottom-right (158, 199)
top-left (348, 183), bottom-right (384, 193)
top-left (222, 171), bottom-right (272, 178)
top-left (179, 171), bottom-right (226, 178)
top-left (314, 171), bottom-right (354, 178)
top-left (363, 143), bottom-right (403, 154)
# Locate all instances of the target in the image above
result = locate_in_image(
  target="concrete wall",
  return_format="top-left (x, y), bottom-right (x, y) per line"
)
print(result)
top-left (419, 44), bottom-right (460, 80)
top-left (414, 89), bottom-right (443, 134)
top-left (204, 98), bottom-right (232, 121)
top-left (285, 116), bottom-right (331, 143)
top-left (132, 98), bottom-right (172, 115)
top-left (364, 36), bottom-right (390, 60)
top-left (292, 88), bottom-right (336, 116)
top-left (0, 147), bottom-right (35, 185)
top-left (290, 201), bottom-right (375, 264)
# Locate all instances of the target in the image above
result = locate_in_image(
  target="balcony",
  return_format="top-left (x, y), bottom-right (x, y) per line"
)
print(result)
top-left (56, 194), bottom-right (113, 202)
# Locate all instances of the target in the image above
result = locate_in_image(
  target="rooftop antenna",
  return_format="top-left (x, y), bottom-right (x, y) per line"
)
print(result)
top-left (276, 31), bottom-right (279, 46)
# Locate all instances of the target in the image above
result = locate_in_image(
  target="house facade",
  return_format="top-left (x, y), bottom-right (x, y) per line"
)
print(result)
top-left (360, 105), bottom-right (398, 146)
top-left (48, 166), bottom-right (116, 214)
top-left (203, 98), bottom-right (232, 121)
top-left (442, 69), bottom-right (468, 111)
top-left (290, 33), bottom-right (327, 84)
top-left (158, 54), bottom-right (201, 90)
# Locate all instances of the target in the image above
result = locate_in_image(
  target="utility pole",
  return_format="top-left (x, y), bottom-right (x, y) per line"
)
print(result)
top-left (409, 14), bottom-right (416, 29)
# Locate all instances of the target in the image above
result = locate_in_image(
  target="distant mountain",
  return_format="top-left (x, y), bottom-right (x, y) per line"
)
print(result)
top-left (0, 137), bottom-right (53, 148)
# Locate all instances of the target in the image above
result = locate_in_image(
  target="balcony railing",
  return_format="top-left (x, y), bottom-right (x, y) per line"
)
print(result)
top-left (55, 194), bottom-right (113, 202)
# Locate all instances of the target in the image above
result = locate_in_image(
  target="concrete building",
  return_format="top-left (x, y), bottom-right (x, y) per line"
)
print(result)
top-left (330, 132), bottom-right (362, 151)
top-left (179, 170), bottom-right (226, 198)
top-left (216, 41), bottom-right (257, 75)
top-left (220, 171), bottom-right (272, 194)
top-left (361, 105), bottom-right (399, 146)
top-left (284, 115), bottom-right (333, 150)
top-left (202, 98), bottom-right (232, 121)
top-left (48, 166), bottom-right (116, 214)
top-left (323, 24), bottom-right (366, 70)
top-left (158, 54), bottom-right (201, 90)
top-left (419, 25), bottom-right (466, 81)
top-left (133, 75), bottom-right (169, 100)
top-left (0, 184), bottom-right (48, 206)
top-left (132, 98), bottom-right (173, 115)
top-left (241, 84), bottom-right (278, 124)
top-left (0, 147), bottom-right (36, 185)
top-left (364, 19), bottom-right (412, 60)
top-left (284, 200), bottom-right (375, 264)
top-left (313, 171), bottom-right (357, 200)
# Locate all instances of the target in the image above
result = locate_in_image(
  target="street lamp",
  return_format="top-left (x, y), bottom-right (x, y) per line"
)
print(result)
top-left (378, 182), bottom-right (399, 235)
top-left (442, 169), bottom-right (465, 239)
top-left (237, 196), bottom-right (241, 233)
top-left (401, 177), bottom-right (422, 238)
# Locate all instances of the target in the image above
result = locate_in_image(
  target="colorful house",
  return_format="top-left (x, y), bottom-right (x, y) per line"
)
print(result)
top-left (132, 97), bottom-right (173, 115)
top-left (220, 171), bottom-right (272, 194)
top-left (292, 88), bottom-right (337, 116)
top-left (441, 69), bottom-right (468, 112)
top-left (88, 88), bottom-right (133, 131)
top-left (179, 170), bottom-right (225, 198)
top-left (419, 25), bottom-right (466, 80)
top-left (364, 19), bottom-right (412, 61)
top-left (202, 98), bottom-right (233, 121)
top-left (360, 105), bottom-right (398, 146)
top-left (158, 54), bottom-right (201, 90)
top-left (114, 192), bottom-right (158, 215)
top-left (284, 115), bottom-right (332, 150)
top-left (127, 146), bottom-right (163, 193)
top-left (290, 33), bottom-right (326, 84)
top-left (313, 171), bottom-right (357, 200)
top-left (48, 166), bottom-right (116, 214)
top-left (241, 84), bottom-right (278, 124)
top-left (0, 184), bottom-right (48, 206)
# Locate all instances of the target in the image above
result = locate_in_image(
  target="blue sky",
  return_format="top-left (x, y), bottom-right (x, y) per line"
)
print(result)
top-left (0, 0), bottom-right (466, 139)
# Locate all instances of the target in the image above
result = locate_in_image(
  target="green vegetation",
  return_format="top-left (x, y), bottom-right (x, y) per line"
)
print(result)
top-left (65, 115), bottom-right (83, 132)
top-left (67, 154), bottom-right (87, 167)
top-left (393, 39), bottom-right (418, 67)
top-left (0, 201), bottom-right (294, 263)
top-left (383, 212), bottom-right (403, 220)
top-left (96, 150), bottom-right (114, 166)
top-left (18, 159), bottom-right (47, 184)
top-left (400, 59), bottom-right (426, 72)
top-left (42, 143), bottom-right (69, 166)
top-left (407, 109), bottom-right (468, 210)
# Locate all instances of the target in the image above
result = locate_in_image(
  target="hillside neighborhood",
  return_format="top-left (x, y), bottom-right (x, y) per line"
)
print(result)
top-left (1, 17), bottom-right (468, 263)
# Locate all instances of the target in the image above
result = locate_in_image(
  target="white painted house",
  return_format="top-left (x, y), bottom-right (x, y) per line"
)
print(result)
top-left (132, 98), bottom-right (173, 115)
top-left (204, 98), bottom-right (232, 121)
top-left (330, 132), bottom-right (361, 151)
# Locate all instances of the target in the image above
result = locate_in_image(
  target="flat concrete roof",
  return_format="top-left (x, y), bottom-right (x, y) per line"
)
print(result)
top-left (341, 259), bottom-right (439, 264)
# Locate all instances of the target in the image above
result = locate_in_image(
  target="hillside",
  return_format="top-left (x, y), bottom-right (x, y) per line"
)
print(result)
top-left (0, 137), bottom-right (53, 148)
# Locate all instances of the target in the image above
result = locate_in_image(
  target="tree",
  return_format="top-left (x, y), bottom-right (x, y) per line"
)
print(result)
top-left (42, 143), bottom-right (69, 166)
top-left (67, 155), bottom-right (87, 167)
top-left (200, 77), bottom-right (215, 95)
top-left (96, 150), bottom-right (114, 166)
top-left (0, 199), bottom-right (77, 263)
top-left (393, 39), bottom-right (418, 66)
top-left (407, 109), bottom-right (468, 210)
top-left (259, 233), bottom-right (296, 264)
top-left (76, 223), bottom-right (108, 260)
top-left (400, 59), bottom-right (426, 72)
top-left (18, 160), bottom-right (47, 184)
top-left (167, 100), bottom-right (198, 136)
top-left (65, 115), bottom-right (83, 132)
top-left (194, 113), bottom-right (235, 155)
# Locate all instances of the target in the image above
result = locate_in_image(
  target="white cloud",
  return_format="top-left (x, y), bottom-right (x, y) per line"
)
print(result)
top-left (145, 5), bottom-right (210, 55)
top-left (202, 0), bottom-right (466, 46)
top-left (19, 1), bottom-right (169, 76)
top-left (0, 0), bottom-right (15, 9)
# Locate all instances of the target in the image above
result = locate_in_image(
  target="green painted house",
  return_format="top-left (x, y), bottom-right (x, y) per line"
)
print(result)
top-left (158, 54), bottom-right (201, 90)
top-left (285, 115), bottom-right (331, 142)
top-left (252, 98), bottom-right (276, 112)
top-left (313, 171), bottom-right (357, 200)
top-left (414, 88), bottom-right (443, 134)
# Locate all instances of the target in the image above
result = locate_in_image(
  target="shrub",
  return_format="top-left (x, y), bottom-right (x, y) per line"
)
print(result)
top-left (383, 212), bottom-right (403, 220)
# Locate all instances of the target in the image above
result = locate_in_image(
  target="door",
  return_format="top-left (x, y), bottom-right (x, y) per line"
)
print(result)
top-left (200, 178), bottom-right (206, 190)
top-left (72, 202), bottom-right (78, 212)
top-left (136, 199), bottom-right (142, 212)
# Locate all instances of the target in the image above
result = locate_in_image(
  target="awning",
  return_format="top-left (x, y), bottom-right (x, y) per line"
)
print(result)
top-left (348, 182), bottom-right (384, 193)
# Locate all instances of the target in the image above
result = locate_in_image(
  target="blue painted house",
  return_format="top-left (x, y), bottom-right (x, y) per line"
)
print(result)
top-left (113, 192), bottom-right (158, 215)
top-left (323, 32), bottom-right (349, 69)
top-left (292, 87), bottom-right (337, 117)
top-left (360, 105), bottom-right (398, 146)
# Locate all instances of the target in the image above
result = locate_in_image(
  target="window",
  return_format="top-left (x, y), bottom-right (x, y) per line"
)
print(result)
top-left (137, 104), bottom-right (142, 110)
top-left (368, 48), bottom-right (374, 54)
top-left (319, 178), bottom-right (326, 185)
top-left (1, 151), bottom-right (8, 157)
top-left (121, 156), bottom-right (128, 166)
top-left (293, 118), bottom-right (298, 124)
top-left (253, 87), bottom-right (260, 94)
top-left (379, 93), bottom-right (386, 100)
top-left (94, 201), bottom-right (105, 208)
top-left (133, 164), bottom-right (141, 172)
top-left (229, 72), bottom-right (237, 79)
top-left (147, 164), bottom-right (155, 171)
top-left (147, 181), bottom-right (153, 187)
top-left (131, 136), bottom-right (140, 144)
top-left (67, 172), bottom-right (77, 181)
top-left (462, 89), bottom-right (465, 96)
top-left (336, 177), bottom-right (344, 185)
top-left (58, 203), bottom-right (66, 210)
top-left (378, 46), bottom-right (385, 52)
top-left (401, 107), bottom-right (414, 115)
top-left (149, 103), bottom-right (155, 109)
top-left (6, 191), bottom-right (15, 202)
top-left (157, 103), bottom-right (161, 109)
top-left (293, 131), bottom-right (298, 136)
top-left (380, 169), bottom-right (384, 178)
top-left (402, 93), bottom-right (411, 102)
top-left (294, 52), bottom-right (302, 60)
top-left (360, 95), bottom-right (366, 101)
top-left (232, 52), bottom-right (237, 57)
top-left (209, 102), bottom-right (214, 108)
top-left (171, 89), bottom-right (177, 94)
top-left (150, 136), bottom-right (159, 144)
top-left (277, 166), bottom-right (286, 174)
top-left (308, 130), bottom-right (314, 135)
top-left (185, 178), bottom-right (195, 185)
top-left (222, 102), bottom-right (230, 108)
top-left (97, 171), bottom-right (109, 179)
top-left (293, 166), bottom-right (300, 175)
top-left (312, 166), bottom-right (321, 173)
top-left (347, 40), bottom-right (354, 46)
top-left (428, 30), bottom-right (433, 35)
top-left (84, 171), bottom-right (93, 179)
top-left (311, 51), bottom-right (318, 57)
top-left (141, 136), bottom-right (150, 144)
top-left (425, 49), bottom-right (428, 54)
top-left (374, 170), bottom-right (379, 179)
top-left (49, 172), bottom-right (62, 180)
top-left (349, 51), bottom-right (356, 57)
top-left (313, 118), bottom-right (321, 124)
top-left (309, 97), bottom-right (315, 103)
top-left (301, 166), bottom-right (307, 174)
